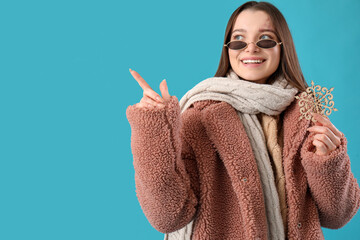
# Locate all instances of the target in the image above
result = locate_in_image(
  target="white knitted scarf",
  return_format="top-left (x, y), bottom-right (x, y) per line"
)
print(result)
top-left (164, 69), bottom-right (298, 240)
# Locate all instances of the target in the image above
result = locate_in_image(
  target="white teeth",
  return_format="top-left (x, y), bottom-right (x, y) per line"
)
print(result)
top-left (242, 59), bottom-right (264, 64)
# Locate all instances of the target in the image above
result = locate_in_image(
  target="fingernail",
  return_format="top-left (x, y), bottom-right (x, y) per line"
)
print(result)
top-left (129, 68), bottom-right (132, 72)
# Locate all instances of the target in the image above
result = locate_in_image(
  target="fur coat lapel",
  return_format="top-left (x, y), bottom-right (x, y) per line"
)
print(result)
top-left (200, 100), bottom-right (268, 232)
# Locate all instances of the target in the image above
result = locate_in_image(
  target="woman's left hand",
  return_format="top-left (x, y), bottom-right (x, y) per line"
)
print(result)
top-left (306, 113), bottom-right (343, 156)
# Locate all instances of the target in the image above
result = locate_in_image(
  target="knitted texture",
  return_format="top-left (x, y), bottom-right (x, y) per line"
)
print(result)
top-left (259, 113), bottom-right (288, 234)
top-left (179, 70), bottom-right (297, 115)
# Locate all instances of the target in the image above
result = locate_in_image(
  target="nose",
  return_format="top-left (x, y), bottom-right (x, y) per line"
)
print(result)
top-left (245, 42), bottom-right (259, 53)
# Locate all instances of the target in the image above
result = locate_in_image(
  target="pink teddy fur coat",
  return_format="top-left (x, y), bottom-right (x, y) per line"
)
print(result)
top-left (126, 95), bottom-right (360, 240)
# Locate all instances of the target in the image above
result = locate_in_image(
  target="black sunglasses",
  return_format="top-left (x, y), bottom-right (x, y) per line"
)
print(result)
top-left (224, 39), bottom-right (282, 50)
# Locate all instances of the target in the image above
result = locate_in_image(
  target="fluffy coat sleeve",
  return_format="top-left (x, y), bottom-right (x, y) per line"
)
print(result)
top-left (125, 96), bottom-right (198, 233)
top-left (301, 132), bottom-right (360, 229)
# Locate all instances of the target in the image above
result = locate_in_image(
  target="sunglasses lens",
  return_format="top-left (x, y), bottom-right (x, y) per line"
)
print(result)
top-left (228, 41), bottom-right (247, 50)
top-left (257, 39), bottom-right (277, 48)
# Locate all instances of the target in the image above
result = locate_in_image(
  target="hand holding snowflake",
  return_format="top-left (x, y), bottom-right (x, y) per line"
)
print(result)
top-left (297, 81), bottom-right (343, 155)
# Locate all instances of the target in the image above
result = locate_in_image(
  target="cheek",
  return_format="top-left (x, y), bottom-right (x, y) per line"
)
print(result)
top-left (270, 48), bottom-right (281, 68)
top-left (228, 50), bottom-right (239, 65)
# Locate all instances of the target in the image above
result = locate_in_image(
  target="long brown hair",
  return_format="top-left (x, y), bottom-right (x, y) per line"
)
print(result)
top-left (214, 1), bottom-right (308, 91)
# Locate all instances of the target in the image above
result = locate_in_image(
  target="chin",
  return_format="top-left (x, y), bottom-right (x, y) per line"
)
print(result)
top-left (238, 73), bottom-right (268, 83)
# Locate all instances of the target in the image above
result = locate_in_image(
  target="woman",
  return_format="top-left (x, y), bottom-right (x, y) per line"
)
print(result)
top-left (126, 1), bottom-right (360, 239)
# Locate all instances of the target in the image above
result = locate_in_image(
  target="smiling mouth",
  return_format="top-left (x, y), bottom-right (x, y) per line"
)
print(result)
top-left (241, 59), bottom-right (266, 64)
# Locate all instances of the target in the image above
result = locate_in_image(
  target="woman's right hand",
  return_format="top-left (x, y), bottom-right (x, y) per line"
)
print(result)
top-left (129, 69), bottom-right (171, 109)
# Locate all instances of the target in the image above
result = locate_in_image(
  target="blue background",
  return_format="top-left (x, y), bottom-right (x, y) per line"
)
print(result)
top-left (1, 0), bottom-right (359, 239)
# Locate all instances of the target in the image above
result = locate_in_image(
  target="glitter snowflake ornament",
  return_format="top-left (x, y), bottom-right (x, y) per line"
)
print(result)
top-left (295, 80), bottom-right (338, 122)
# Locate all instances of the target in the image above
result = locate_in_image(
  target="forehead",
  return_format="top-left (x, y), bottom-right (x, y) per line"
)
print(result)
top-left (232, 10), bottom-right (274, 32)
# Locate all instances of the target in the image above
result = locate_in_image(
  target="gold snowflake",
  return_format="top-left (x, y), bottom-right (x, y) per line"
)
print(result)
top-left (295, 80), bottom-right (338, 122)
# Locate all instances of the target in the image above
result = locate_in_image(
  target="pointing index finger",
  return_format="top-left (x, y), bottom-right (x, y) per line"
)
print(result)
top-left (129, 69), bottom-right (152, 91)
